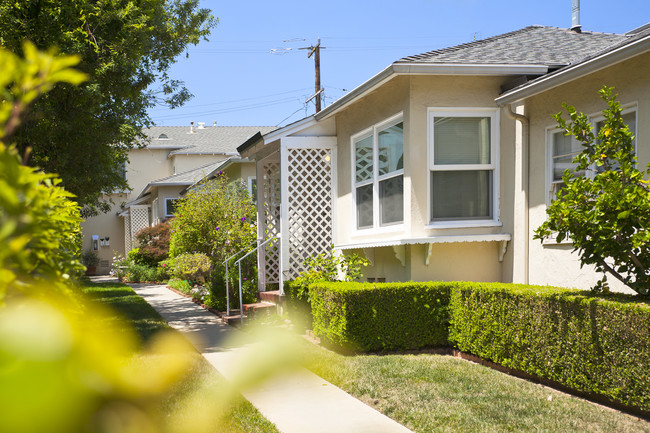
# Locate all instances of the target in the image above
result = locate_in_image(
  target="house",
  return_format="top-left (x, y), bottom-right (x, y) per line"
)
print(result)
top-left (81, 123), bottom-right (275, 274)
top-left (239, 23), bottom-right (649, 294)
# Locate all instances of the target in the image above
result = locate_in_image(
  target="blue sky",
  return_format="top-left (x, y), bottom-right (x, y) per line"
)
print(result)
top-left (147, 0), bottom-right (649, 128)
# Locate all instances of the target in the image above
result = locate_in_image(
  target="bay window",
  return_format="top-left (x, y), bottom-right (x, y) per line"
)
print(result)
top-left (428, 108), bottom-right (498, 224)
top-left (353, 114), bottom-right (404, 230)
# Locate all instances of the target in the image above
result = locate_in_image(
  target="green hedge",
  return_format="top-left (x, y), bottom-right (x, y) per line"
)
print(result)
top-left (305, 280), bottom-right (650, 411)
top-left (448, 283), bottom-right (650, 410)
top-left (309, 281), bottom-right (451, 352)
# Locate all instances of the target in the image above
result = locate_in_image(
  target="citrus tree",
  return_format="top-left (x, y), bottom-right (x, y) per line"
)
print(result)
top-left (534, 87), bottom-right (650, 295)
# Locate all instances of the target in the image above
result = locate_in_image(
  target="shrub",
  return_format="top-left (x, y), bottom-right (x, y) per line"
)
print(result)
top-left (308, 280), bottom-right (650, 411)
top-left (165, 253), bottom-right (212, 284)
top-left (169, 174), bottom-right (256, 266)
top-left (133, 221), bottom-right (170, 267)
top-left (309, 281), bottom-right (451, 352)
top-left (448, 283), bottom-right (650, 410)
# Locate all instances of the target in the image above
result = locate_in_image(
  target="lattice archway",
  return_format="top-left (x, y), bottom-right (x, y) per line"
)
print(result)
top-left (285, 147), bottom-right (334, 278)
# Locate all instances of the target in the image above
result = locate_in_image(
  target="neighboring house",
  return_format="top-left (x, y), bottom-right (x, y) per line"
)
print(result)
top-left (239, 23), bottom-right (649, 294)
top-left (81, 123), bottom-right (275, 274)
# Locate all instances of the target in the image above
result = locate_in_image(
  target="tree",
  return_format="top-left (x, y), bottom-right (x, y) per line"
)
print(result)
top-left (0, 0), bottom-right (216, 216)
top-left (534, 87), bottom-right (650, 295)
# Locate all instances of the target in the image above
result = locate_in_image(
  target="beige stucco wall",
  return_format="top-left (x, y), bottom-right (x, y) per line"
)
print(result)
top-left (335, 74), bottom-right (516, 283)
top-left (127, 148), bottom-right (172, 196)
top-left (80, 193), bottom-right (128, 275)
top-left (172, 154), bottom-right (229, 174)
top-left (523, 52), bottom-right (650, 293)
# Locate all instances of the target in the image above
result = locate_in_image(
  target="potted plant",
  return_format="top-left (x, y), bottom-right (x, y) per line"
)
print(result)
top-left (82, 250), bottom-right (100, 276)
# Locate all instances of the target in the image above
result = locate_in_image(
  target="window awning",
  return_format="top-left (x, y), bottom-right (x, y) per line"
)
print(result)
top-left (335, 234), bottom-right (511, 250)
top-left (335, 233), bottom-right (512, 265)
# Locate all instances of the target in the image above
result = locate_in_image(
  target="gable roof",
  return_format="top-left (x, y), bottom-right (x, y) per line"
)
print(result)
top-left (143, 125), bottom-right (276, 155)
top-left (496, 23), bottom-right (650, 104)
top-left (315, 25), bottom-right (627, 121)
top-left (399, 25), bottom-right (625, 67)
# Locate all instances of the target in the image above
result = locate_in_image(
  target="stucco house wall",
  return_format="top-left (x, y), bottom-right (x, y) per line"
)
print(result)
top-left (80, 193), bottom-right (128, 274)
top-left (524, 52), bottom-right (650, 292)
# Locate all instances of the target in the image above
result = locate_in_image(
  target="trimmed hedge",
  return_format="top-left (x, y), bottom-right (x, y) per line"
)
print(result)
top-left (448, 283), bottom-right (650, 410)
top-left (309, 282), bottom-right (451, 352)
top-left (305, 280), bottom-right (650, 411)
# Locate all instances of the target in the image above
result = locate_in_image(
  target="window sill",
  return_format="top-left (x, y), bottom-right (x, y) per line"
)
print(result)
top-left (542, 237), bottom-right (573, 247)
top-left (425, 220), bottom-right (502, 230)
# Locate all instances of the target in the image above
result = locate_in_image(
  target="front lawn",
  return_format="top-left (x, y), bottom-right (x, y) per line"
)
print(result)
top-left (81, 280), bottom-right (279, 433)
top-left (301, 339), bottom-right (650, 432)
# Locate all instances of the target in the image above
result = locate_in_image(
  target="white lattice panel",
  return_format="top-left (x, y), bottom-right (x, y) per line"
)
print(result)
top-left (129, 207), bottom-right (150, 245)
top-left (124, 215), bottom-right (132, 253)
top-left (261, 162), bottom-right (281, 285)
top-left (287, 148), bottom-right (333, 277)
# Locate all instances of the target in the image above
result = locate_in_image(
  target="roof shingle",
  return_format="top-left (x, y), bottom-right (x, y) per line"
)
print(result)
top-left (399, 25), bottom-right (627, 67)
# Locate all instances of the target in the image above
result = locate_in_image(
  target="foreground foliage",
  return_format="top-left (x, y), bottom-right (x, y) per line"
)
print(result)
top-left (303, 281), bottom-right (650, 413)
top-left (0, 43), bottom-right (87, 300)
top-left (535, 87), bottom-right (650, 295)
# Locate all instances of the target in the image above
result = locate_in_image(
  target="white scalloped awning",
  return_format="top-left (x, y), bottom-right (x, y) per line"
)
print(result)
top-left (336, 234), bottom-right (512, 265)
top-left (335, 234), bottom-right (511, 250)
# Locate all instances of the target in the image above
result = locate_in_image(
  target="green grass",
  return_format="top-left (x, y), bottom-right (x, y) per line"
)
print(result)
top-left (81, 279), bottom-right (279, 433)
top-left (300, 339), bottom-right (650, 433)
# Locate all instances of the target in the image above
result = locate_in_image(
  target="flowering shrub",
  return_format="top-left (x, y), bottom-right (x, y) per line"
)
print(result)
top-left (168, 174), bottom-right (257, 308)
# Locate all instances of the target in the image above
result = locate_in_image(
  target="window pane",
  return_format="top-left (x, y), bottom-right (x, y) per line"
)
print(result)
top-left (166, 199), bottom-right (178, 216)
top-left (356, 184), bottom-right (374, 229)
top-left (434, 117), bottom-right (491, 165)
top-left (552, 131), bottom-right (581, 181)
top-left (431, 170), bottom-right (492, 220)
top-left (355, 135), bottom-right (373, 183)
top-left (378, 122), bottom-right (404, 175)
top-left (379, 175), bottom-right (403, 225)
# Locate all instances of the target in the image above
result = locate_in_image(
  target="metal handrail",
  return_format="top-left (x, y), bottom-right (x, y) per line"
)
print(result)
top-left (234, 236), bottom-right (279, 324)
top-left (222, 240), bottom-right (257, 316)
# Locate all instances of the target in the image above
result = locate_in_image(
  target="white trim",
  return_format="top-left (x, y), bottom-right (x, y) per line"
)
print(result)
top-left (427, 107), bottom-right (500, 225)
top-left (316, 63), bottom-right (549, 121)
top-left (351, 112), bottom-right (405, 232)
top-left (282, 136), bottom-right (337, 149)
top-left (425, 220), bottom-right (503, 230)
top-left (335, 233), bottom-right (512, 250)
top-left (164, 198), bottom-right (179, 218)
top-left (279, 139), bottom-right (290, 290)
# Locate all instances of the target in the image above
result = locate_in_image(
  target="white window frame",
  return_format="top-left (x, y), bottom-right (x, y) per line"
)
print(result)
top-left (351, 112), bottom-right (405, 232)
top-left (426, 107), bottom-right (500, 229)
top-left (164, 197), bottom-right (179, 218)
top-left (247, 176), bottom-right (257, 201)
top-left (545, 105), bottom-right (638, 208)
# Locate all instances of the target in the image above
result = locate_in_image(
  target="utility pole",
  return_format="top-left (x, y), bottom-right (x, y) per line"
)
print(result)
top-left (299, 38), bottom-right (325, 113)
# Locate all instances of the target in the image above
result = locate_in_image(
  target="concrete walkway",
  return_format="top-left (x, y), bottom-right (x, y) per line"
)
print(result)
top-left (126, 281), bottom-right (413, 433)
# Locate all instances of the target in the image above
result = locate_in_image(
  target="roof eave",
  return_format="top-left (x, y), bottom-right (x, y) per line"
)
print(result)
top-left (315, 63), bottom-right (549, 121)
top-left (496, 35), bottom-right (650, 105)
